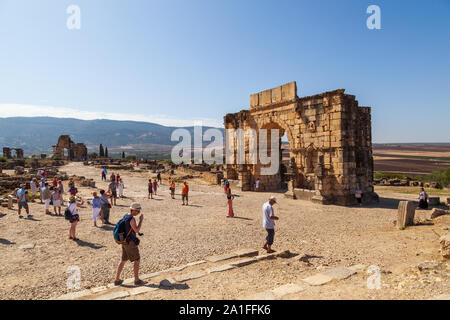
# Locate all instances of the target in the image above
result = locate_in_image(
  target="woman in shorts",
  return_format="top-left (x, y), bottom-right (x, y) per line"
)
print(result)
top-left (67, 196), bottom-right (83, 240)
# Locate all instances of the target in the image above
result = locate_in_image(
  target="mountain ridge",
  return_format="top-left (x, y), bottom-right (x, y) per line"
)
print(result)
top-left (0, 117), bottom-right (224, 155)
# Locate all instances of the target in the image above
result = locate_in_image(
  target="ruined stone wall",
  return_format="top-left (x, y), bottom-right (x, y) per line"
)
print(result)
top-left (2, 147), bottom-right (24, 159)
top-left (224, 81), bottom-right (376, 205)
top-left (52, 135), bottom-right (87, 161)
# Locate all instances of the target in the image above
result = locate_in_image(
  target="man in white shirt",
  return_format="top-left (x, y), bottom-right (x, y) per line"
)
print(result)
top-left (262, 196), bottom-right (279, 253)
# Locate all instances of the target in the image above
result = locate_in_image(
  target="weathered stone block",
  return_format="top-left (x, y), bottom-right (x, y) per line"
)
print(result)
top-left (397, 201), bottom-right (415, 229)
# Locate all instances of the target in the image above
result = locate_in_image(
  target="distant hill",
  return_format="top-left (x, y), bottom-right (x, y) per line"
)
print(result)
top-left (0, 117), bottom-right (224, 155)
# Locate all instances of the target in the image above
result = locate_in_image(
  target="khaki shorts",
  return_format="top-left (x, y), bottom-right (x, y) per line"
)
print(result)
top-left (122, 241), bottom-right (140, 262)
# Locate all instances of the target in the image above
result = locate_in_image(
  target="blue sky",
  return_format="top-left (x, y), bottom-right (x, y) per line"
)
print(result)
top-left (0, 0), bottom-right (449, 142)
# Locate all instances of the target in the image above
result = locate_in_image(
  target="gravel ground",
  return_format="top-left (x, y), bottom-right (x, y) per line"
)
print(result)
top-left (0, 162), bottom-right (448, 299)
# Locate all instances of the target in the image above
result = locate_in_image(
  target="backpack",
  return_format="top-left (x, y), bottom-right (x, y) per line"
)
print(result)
top-left (64, 207), bottom-right (72, 220)
top-left (113, 215), bottom-right (134, 245)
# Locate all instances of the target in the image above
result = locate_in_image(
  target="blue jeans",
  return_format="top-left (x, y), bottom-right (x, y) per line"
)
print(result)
top-left (266, 229), bottom-right (275, 245)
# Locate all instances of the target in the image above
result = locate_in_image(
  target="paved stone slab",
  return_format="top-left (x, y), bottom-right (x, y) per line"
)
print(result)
top-left (321, 267), bottom-right (356, 280)
top-left (128, 286), bottom-right (159, 296)
top-left (235, 249), bottom-right (259, 258)
top-left (141, 272), bottom-right (162, 280)
top-left (301, 274), bottom-right (333, 286)
top-left (185, 260), bottom-right (207, 267)
top-left (246, 291), bottom-right (276, 300)
top-left (207, 264), bottom-right (235, 274)
top-left (205, 253), bottom-right (238, 263)
top-left (272, 283), bottom-right (308, 298)
top-left (91, 286), bottom-right (108, 294)
top-left (95, 290), bottom-right (130, 300)
top-left (174, 271), bottom-right (207, 282)
top-left (57, 289), bottom-right (92, 300)
top-left (230, 258), bottom-right (258, 267)
top-left (167, 265), bottom-right (187, 272)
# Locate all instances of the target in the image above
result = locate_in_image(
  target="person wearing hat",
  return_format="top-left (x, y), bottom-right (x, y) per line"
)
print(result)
top-left (67, 196), bottom-right (84, 240)
top-left (17, 183), bottom-right (32, 219)
top-left (114, 202), bottom-right (145, 286)
top-left (262, 196), bottom-right (279, 253)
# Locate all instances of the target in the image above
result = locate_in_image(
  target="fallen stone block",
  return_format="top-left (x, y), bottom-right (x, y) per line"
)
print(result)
top-left (320, 267), bottom-right (356, 280)
top-left (207, 264), bottom-right (235, 274)
top-left (95, 290), bottom-right (130, 300)
top-left (229, 258), bottom-right (258, 267)
top-left (301, 274), bottom-right (333, 286)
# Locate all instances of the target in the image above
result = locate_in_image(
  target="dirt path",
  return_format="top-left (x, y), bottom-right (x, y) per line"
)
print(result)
top-left (0, 162), bottom-right (448, 299)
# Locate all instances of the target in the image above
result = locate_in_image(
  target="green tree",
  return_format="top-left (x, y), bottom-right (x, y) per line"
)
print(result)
top-left (99, 144), bottom-right (104, 157)
top-left (122, 151), bottom-right (125, 159)
top-left (105, 147), bottom-right (109, 158)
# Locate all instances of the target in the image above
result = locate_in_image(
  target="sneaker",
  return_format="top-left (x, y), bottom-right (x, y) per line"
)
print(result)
top-left (114, 279), bottom-right (123, 286)
top-left (27, 214), bottom-right (33, 219)
top-left (134, 279), bottom-right (146, 286)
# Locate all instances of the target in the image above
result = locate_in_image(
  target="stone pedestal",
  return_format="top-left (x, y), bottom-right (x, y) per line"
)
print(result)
top-left (397, 201), bottom-right (415, 230)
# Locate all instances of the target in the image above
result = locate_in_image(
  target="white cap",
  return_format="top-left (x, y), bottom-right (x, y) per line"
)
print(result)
top-left (269, 196), bottom-right (277, 203)
top-left (130, 202), bottom-right (142, 211)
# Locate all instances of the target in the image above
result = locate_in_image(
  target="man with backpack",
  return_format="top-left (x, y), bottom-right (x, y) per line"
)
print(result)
top-left (114, 202), bottom-right (145, 286)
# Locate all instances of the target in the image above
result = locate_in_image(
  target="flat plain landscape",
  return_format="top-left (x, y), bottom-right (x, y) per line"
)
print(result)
top-left (373, 144), bottom-right (450, 176)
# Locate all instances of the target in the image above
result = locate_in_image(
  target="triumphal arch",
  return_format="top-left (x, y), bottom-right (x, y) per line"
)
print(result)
top-left (224, 81), bottom-right (376, 205)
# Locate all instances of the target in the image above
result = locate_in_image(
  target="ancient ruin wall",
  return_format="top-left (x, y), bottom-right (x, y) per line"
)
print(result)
top-left (224, 81), bottom-right (376, 205)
